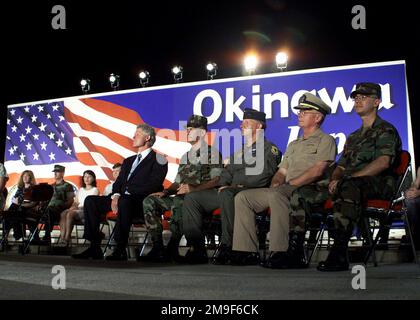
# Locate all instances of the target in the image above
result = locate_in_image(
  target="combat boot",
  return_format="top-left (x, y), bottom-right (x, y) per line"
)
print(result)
top-left (317, 229), bottom-right (351, 272)
top-left (166, 237), bottom-right (183, 263)
top-left (137, 236), bottom-right (169, 262)
top-left (286, 231), bottom-right (308, 268)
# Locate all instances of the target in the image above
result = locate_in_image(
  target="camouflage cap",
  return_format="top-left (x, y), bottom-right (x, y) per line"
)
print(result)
top-left (243, 108), bottom-right (266, 124)
top-left (294, 92), bottom-right (331, 115)
top-left (350, 82), bottom-right (381, 99)
top-left (52, 164), bottom-right (65, 172)
top-left (186, 114), bottom-right (208, 130)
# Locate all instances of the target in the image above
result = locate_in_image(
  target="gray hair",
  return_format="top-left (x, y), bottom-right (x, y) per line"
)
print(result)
top-left (137, 123), bottom-right (156, 147)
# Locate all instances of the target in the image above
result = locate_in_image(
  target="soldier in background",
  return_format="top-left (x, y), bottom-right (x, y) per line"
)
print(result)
top-left (318, 82), bottom-right (402, 271)
top-left (140, 115), bottom-right (223, 262)
top-left (183, 109), bottom-right (282, 264)
top-left (233, 93), bottom-right (336, 267)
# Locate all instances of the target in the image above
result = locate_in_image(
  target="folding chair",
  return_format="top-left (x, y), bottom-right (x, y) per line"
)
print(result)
top-left (21, 183), bottom-right (54, 254)
top-left (363, 150), bottom-right (417, 266)
top-left (102, 211), bottom-right (149, 258)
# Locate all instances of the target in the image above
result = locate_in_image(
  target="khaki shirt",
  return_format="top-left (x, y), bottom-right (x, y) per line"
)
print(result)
top-left (279, 128), bottom-right (337, 182)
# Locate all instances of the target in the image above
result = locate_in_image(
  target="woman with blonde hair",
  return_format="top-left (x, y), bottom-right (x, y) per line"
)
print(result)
top-left (58, 170), bottom-right (99, 246)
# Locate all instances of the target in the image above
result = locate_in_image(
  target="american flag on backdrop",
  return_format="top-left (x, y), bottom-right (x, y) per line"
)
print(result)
top-left (4, 98), bottom-right (195, 192)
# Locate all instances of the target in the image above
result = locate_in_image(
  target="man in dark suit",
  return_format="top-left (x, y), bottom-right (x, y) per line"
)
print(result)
top-left (72, 124), bottom-right (168, 261)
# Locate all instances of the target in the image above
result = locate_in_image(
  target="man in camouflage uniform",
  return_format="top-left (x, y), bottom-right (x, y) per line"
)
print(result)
top-left (183, 108), bottom-right (282, 264)
top-left (140, 115), bottom-right (223, 262)
top-left (232, 93), bottom-right (336, 267)
top-left (318, 82), bottom-right (402, 271)
top-left (42, 165), bottom-right (75, 242)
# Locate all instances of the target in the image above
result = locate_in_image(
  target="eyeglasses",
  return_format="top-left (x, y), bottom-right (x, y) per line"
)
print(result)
top-left (351, 95), bottom-right (377, 102)
top-left (297, 110), bottom-right (319, 117)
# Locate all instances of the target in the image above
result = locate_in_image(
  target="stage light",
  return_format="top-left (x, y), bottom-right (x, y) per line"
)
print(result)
top-left (138, 70), bottom-right (150, 87)
top-left (244, 55), bottom-right (258, 75)
top-left (172, 65), bottom-right (183, 83)
top-left (206, 62), bottom-right (217, 80)
top-left (80, 79), bottom-right (91, 94)
top-left (109, 73), bottom-right (120, 90)
top-left (275, 52), bottom-right (288, 71)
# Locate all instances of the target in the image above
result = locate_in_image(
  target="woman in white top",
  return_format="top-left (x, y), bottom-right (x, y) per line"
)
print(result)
top-left (59, 170), bottom-right (99, 245)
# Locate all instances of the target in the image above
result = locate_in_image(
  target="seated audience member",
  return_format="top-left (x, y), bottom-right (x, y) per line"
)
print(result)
top-left (182, 109), bottom-right (282, 264)
top-left (232, 93), bottom-right (336, 268)
top-left (41, 165), bottom-right (75, 242)
top-left (3, 170), bottom-right (38, 240)
top-left (104, 163), bottom-right (122, 196)
top-left (58, 170), bottom-right (99, 246)
top-left (72, 124), bottom-right (168, 261)
top-left (317, 82), bottom-right (402, 272)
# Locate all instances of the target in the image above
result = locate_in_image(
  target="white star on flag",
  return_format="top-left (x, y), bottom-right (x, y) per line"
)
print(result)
top-left (38, 106), bottom-right (44, 112)
top-left (26, 143), bottom-right (32, 150)
top-left (33, 153), bottom-right (39, 161)
top-left (48, 152), bottom-right (56, 161)
top-left (24, 106), bottom-right (30, 113)
top-left (10, 109), bottom-right (16, 116)
top-left (7, 119), bottom-right (10, 125)
top-left (55, 139), bottom-right (64, 147)
top-left (11, 126), bottom-right (17, 133)
top-left (65, 148), bottom-right (72, 155)
top-left (31, 115), bottom-right (38, 122)
top-left (52, 104), bottom-right (60, 111)
top-left (25, 126), bottom-right (32, 134)
top-left (19, 134), bottom-right (26, 142)
top-left (16, 116), bottom-right (24, 124)
top-left (8, 147), bottom-right (14, 155)
top-left (47, 114), bottom-right (52, 119)
top-left (48, 132), bottom-right (55, 140)
top-left (20, 153), bottom-right (26, 161)
top-left (59, 116), bottom-right (65, 122)
top-left (39, 123), bottom-right (47, 132)
top-left (33, 134), bottom-right (39, 140)
top-left (40, 142), bottom-right (48, 150)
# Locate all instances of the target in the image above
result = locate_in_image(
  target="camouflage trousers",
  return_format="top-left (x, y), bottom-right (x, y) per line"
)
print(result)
top-left (289, 183), bottom-right (330, 233)
top-left (142, 195), bottom-right (184, 243)
top-left (332, 176), bottom-right (395, 233)
top-left (289, 176), bottom-right (396, 234)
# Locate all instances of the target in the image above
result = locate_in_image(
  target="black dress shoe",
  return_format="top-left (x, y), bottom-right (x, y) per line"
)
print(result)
top-left (230, 251), bottom-right (260, 266)
top-left (211, 245), bottom-right (232, 265)
top-left (105, 248), bottom-right (128, 261)
top-left (72, 246), bottom-right (103, 260)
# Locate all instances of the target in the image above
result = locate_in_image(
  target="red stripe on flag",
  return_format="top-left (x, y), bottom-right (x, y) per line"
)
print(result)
top-left (65, 107), bottom-right (138, 153)
top-left (77, 137), bottom-right (126, 165)
top-left (80, 98), bottom-right (143, 125)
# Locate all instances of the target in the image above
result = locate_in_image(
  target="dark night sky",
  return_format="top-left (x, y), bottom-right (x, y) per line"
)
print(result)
top-left (1, 0), bottom-right (419, 164)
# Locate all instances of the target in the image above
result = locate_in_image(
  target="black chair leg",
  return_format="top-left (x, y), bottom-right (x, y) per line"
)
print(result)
top-left (363, 217), bottom-right (378, 267)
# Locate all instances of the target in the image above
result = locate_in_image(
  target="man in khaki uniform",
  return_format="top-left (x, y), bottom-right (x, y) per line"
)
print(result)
top-left (232, 92), bottom-right (337, 267)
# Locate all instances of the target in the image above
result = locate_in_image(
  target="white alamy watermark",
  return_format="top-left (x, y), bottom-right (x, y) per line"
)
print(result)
top-left (352, 5), bottom-right (366, 30)
top-left (51, 5), bottom-right (66, 30)
top-left (351, 265), bottom-right (366, 290)
top-left (51, 265), bottom-right (66, 290)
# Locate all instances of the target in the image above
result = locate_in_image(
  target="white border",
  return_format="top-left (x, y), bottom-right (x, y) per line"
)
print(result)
top-left (7, 60), bottom-right (406, 108)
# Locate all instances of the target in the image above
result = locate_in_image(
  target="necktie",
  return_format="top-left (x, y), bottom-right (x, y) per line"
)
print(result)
top-left (127, 154), bottom-right (142, 180)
